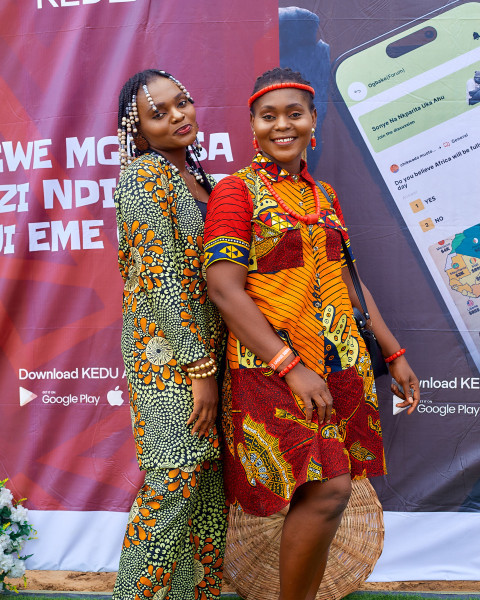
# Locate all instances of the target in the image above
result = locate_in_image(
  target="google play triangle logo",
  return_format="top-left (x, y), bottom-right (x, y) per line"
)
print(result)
top-left (19, 387), bottom-right (37, 407)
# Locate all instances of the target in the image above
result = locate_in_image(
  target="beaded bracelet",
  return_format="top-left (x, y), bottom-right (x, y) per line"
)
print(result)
top-left (185, 357), bottom-right (215, 373)
top-left (188, 364), bottom-right (218, 379)
top-left (278, 356), bottom-right (301, 378)
top-left (385, 348), bottom-right (406, 364)
top-left (268, 346), bottom-right (293, 371)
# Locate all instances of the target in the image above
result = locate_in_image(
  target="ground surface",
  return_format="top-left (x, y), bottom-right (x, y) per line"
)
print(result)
top-left (6, 572), bottom-right (480, 595)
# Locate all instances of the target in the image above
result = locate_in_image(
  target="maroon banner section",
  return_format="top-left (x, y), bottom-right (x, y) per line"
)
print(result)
top-left (0, 0), bottom-right (278, 511)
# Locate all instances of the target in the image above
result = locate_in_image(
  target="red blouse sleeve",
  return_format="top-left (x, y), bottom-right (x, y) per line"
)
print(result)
top-left (204, 175), bottom-right (254, 269)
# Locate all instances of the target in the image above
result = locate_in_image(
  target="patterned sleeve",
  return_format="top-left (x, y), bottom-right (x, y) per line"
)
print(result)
top-left (203, 175), bottom-right (253, 269)
top-left (319, 180), bottom-right (355, 266)
top-left (115, 159), bottom-right (209, 365)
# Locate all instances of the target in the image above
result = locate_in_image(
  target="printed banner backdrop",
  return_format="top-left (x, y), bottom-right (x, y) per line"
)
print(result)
top-left (1, 0), bottom-right (479, 580)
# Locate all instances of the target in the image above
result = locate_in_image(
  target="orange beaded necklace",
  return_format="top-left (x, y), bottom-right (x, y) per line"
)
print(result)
top-left (258, 172), bottom-right (320, 225)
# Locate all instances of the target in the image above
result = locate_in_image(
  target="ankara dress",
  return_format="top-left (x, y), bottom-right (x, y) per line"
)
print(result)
top-left (203, 154), bottom-right (386, 517)
top-left (113, 152), bottom-right (227, 600)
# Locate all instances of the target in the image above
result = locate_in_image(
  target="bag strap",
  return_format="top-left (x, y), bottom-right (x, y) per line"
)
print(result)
top-left (340, 237), bottom-right (370, 322)
top-left (315, 181), bottom-right (370, 321)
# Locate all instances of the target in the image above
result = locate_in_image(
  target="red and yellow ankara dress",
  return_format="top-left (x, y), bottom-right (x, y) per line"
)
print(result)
top-left (203, 154), bottom-right (386, 517)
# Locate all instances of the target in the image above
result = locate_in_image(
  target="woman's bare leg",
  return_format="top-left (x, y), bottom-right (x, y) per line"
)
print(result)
top-left (278, 474), bottom-right (352, 600)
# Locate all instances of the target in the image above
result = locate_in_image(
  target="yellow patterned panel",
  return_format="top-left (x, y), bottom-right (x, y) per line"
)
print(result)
top-left (352, 468), bottom-right (368, 481)
top-left (274, 408), bottom-right (318, 432)
top-left (367, 415), bottom-right (382, 437)
top-left (236, 340), bottom-right (265, 369)
top-left (253, 222), bottom-right (283, 260)
top-left (306, 457), bottom-right (328, 482)
top-left (355, 353), bottom-right (378, 410)
top-left (221, 245), bottom-right (244, 260)
top-left (222, 367), bottom-right (235, 457)
top-left (323, 304), bottom-right (360, 369)
top-left (349, 440), bottom-right (376, 462)
top-left (239, 415), bottom-right (296, 499)
top-left (336, 404), bottom-right (360, 443)
top-left (320, 423), bottom-right (340, 440)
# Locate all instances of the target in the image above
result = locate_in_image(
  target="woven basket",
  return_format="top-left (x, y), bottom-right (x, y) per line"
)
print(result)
top-left (224, 478), bottom-right (384, 600)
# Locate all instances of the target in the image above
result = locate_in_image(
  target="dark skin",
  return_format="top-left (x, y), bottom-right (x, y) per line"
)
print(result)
top-left (207, 87), bottom-right (420, 600)
top-left (134, 76), bottom-right (215, 438)
top-left (135, 76), bottom-right (209, 204)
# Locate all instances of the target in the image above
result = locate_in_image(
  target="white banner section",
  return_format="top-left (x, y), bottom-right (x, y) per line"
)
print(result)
top-left (22, 510), bottom-right (480, 580)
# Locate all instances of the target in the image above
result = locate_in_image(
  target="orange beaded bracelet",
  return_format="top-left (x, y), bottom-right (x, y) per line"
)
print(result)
top-left (385, 348), bottom-right (406, 363)
top-left (278, 355), bottom-right (301, 378)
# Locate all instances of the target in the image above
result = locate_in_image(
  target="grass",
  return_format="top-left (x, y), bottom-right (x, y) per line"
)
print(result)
top-left (3, 588), bottom-right (245, 599)
top-left (347, 595), bottom-right (480, 600)
top-left (3, 595), bottom-right (244, 600)
top-left (5, 593), bottom-right (480, 600)
top-left (1, 594), bottom-right (243, 600)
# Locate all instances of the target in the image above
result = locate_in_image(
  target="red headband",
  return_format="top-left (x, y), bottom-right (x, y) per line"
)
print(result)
top-left (248, 82), bottom-right (315, 108)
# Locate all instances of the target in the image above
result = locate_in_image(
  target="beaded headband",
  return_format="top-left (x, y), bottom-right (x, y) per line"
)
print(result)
top-left (248, 82), bottom-right (315, 108)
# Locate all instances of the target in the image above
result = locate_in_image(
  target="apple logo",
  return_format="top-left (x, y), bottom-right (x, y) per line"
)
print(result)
top-left (107, 386), bottom-right (124, 406)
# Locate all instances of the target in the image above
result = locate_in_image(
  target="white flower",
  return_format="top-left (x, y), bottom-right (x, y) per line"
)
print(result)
top-left (7, 557), bottom-right (26, 578)
top-left (0, 552), bottom-right (14, 573)
top-left (0, 534), bottom-right (13, 553)
top-left (3, 531), bottom-right (22, 553)
top-left (10, 505), bottom-right (29, 524)
top-left (0, 479), bottom-right (35, 591)
top-left (0, 486), bottom-right (13, 509)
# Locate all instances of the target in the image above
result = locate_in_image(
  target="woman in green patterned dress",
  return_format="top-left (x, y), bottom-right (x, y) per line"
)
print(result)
top-left (112, 69), bottom-right (227, 600)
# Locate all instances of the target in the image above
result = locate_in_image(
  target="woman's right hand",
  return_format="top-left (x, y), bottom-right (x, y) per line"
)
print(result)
top-left (187, 376), bottom-right (219, 438)
top-left (284, 363), bottom-right (333, 424)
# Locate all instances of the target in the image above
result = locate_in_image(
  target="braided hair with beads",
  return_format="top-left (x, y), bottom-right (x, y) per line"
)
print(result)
top-left (117, 69), bottom-right (211, 193)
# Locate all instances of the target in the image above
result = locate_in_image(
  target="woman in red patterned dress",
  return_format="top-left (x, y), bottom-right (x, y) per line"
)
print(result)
top-left (204, 67), bottom-right (420, 600)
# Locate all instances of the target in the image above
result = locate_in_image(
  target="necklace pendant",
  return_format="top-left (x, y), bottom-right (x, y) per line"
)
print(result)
top-left (305, 213), bottom-right (319, 225)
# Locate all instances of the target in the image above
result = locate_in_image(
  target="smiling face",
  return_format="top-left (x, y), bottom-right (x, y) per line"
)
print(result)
top-left (136, 76), bottom-right (198, 154)
top-left (250, 87), bottom-right (317, 173)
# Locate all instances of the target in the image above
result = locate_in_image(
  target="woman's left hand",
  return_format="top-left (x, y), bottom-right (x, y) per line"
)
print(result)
top-left (187, 376), bottom-right (219, 438)
top-left (388, 356), bottom-right (420, 414)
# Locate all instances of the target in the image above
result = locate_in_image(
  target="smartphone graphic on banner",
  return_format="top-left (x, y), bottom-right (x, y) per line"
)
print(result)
top-left (334, 1), bottom-right (480, 371)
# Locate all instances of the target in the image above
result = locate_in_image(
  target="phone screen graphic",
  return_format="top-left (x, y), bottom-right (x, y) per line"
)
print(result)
top-left (335, 2), bottom-right (480, 370)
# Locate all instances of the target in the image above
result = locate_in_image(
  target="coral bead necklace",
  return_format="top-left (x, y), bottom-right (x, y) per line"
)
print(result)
top-left (258, 172), bottom-right (320, 225)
